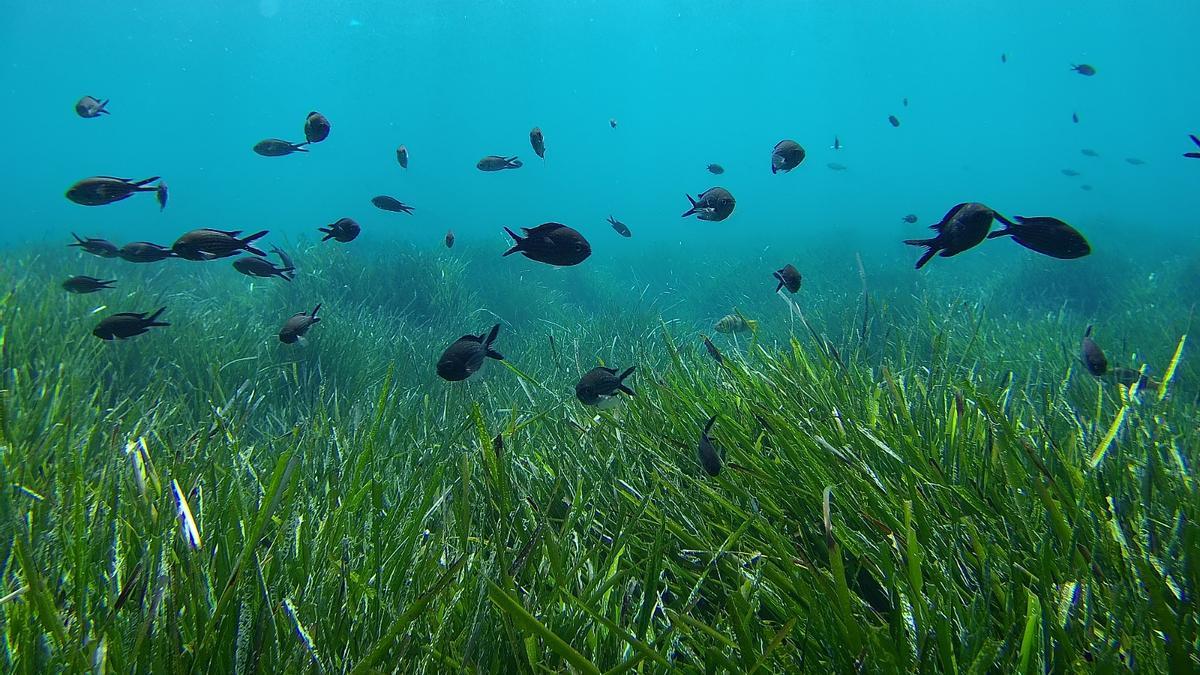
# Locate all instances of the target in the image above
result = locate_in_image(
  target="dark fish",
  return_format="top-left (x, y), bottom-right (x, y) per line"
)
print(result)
top-left (304, 112), bottom-right (330, 143)
top-left (986, 215), bottom-right (1090, 259)
top-left (66, 176), bottom-right (162, 206)
top-left (93, 307), bottom-right (168, 341)
top-left (607, 215), bottom-right (631, 238)
top-left (1081, 325), bottom-right (1107, 376)
top-left (396, 145), bottom-right (409, 168)
top-left (1081, 184), bottom-right (1093, 192)
top-left (701, 335), bottom-right (723, 364)
top-left (62, 275), bottom-right (115, 294)
top-left (575, 366), bottom-right (636, 406)
top-left (1185, 134), bottom-right (1200, 159)
top-left (118, 242), bottom-right (175, 263)
top-left (902, 97), bottom-right (909, 107)
top-left (1061, 168), bottom-right (1081, 177)
top-left (155, 181), bottom-right (168, 211)
top-left (75, 95), bottom-right (109, 118)
top-left (1073, 112), bottom-right (1079, 124)
top-left (502, 223), bottom-right (591, 266)
top-left (888, 115), bottom-right (900, 127)
top-left (319, 218), bottom-right (360, 243)
top-left (706, 163), bottom-right (724, 174)
top-left (1108, 367), bottom-right (1160, 390)
top-left (477, 155), bottom-right (522, 171)
top-left (1071, 63), bottom-right (1096, 76)
top-left (826, 162), bottom-right (848, 171)
top-left (697, 416), bottom-right (722, 477)
top-left (903, 202), bottom-right (1002, 269)
top-left (445, 230), bottom-right (455, 248)
top-left (253, 139), bottom-right (308, 156)
top-left (172, 229), bottom-right (269, 261)
top-left (234, 256), bottom-right (294, 280)
top-left (371, 195), bottom-right (415, 214)
top-left (681, 187), bottom-right (735, 221)
top-left (1125, 157), bottom-right (1146, 165)
top-left (609, 118), bottom-right (618, 128)
top-left (831, 136), bottom-right (842, 150)
top-left (279, 304), bottom-right (321, 344)
top-left (270, 245), bottom-right (295, 274)
top-left (436, 324), bottom-right (503, 381)
top-left (902, 214), bottom-right (919, 224)
top-left (773, 264), bottom-right (801, 293)
top-left (770, 140), bottom-right (805, 174)
top-left (1001, 53), bottom-right (1007, 63)
top-left (69, 233), bottom-right (119, 258)
top-left (530, 127), bottom-right (545, 159)
top-left (1081, 148), bottom-right (1099, 157)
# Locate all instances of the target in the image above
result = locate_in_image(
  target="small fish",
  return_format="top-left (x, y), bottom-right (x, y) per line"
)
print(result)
top-left (279, 304), bottom-right (321, 344)
top-left (902, 214), bottom-right (919, 224)
top-left (530, 127), bottom-right (545, 159)
top-left (1072, 112), bottom-right (1079, 124)
top-left (75, 95), bottom-right (109, 118)
top-left (1071, 63), bottom-right (1096, 76)
top-left (706, 163), bottom-right (725, 174)
top-left (826, 162), bottom-right (848, 171)
top-left (371, 195), bottom-right (415, 214)
top-left (502, 223), bottom-right (591, 266)
top-left (1185, 134), bottom-right (1200, 159)
top-left (904, 202), bottom-right (1003, 269)
top-left (1080, 325), bottom-right (1107, 376)
top-left (69, 233), bottom-right (119, 258)
top-left (62, 275), bottom-right (115, 294)
top-left (271, 245), bottom-right (295, 274)
top-left (701, 335), bottom-right (723, 364)
top-left (304, 111), bottom-right (331, 143)
top-left (773, 264), bottom-right (801, 293)
top-left (253, 139), bottom-right (308, 156)
top-left (396, 145), bottom-right (409, 168)
top-left (1080, 184), bottom-right (1093, 192)
top-left (1001, 53), bottom-right (1007, 63)
top-left (477, 155), bottom-right (522, 171)
top-left (831, 136), bottom-right (842, 150)
top-left (902, 97), bottom-right (909, 107)
top-left (697, 416), bottom-right (722, 477)
top-left (1125, 157), bottom-right (1146, 165)
top-left (233, 256), bottom-right (294, 281)
top-left (770, 140), bottom-right (805, 174)
top-left (445, 230), bottom-right (455, 248)
top-left (888, 115), bottom-right (900, 127)
top-left (118, 242), bottom-right (175, 263)
top-left (66, 176), bottom-right (162, 206)
top-left (436, 323), bottom-right (503, 381)
top-left (93, 307), bottom-right (169, 340)
top-left (156, 181), bottom-right (168, 211)
top-left (575, 366), bottom-right (636, 406)
top-left (172, 229), bottom-right (268, 260)
top-left (986, 215), bottom-right (1091, 259)
top-left (1081, 148), bottom-right (1099, 157)
top-left (715, 314), bottom-right (758, 334)
top-left (607, 215), bottom-right (631, 238)
top-left (319, 218), bottom-right (360, 243)
top-left (609, 118), bottom-right (618, 128)
top-left (1061, 168), bottom-right (1080, 177)
top-left (681, 187), bottom-right (736, 221)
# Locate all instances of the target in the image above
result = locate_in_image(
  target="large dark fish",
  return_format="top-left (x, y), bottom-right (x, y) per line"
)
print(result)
top-left (234, 256), bottom-right (294, 280)
top-left (1081, 325), bottom-right (1107, 376)
top-left (75, 95), bottom-right (109, 118)
top-left (697, 416), bottom-right (722, 477)
top-left (66, 176), bottom-right (162, 206)
top-left (477, 155), bottom-right (522, 171)
top-left (770, 140), bottom-right (805, 174)
top-left (436, 324), bottom-right (503, 381)
top-left (319, 218), bottom-right (360, 243)
top-left (904, 202), bottom-right (1003, 269)
top-left (304, 112), bottom-right (330, 143)
top-left (63, 275), bottom-right (115, 294)
top-left (279, 304), bottom-right (321, 344)
top-left (70, 233), bottom-right (119, 258)
top-left (371, 196), bottom-right (415, 214)
top-left (1185, 135), bottom-right (1200, 159)
top-left (575, 366), bottom-right (636, 406)
top-left (530, 127), bottom-right (545, 159)
top-left (707, 163), bottom-right (724, 174)
top-left (93, 308), bottom-right (168, 340)
top-left (681, 187), bottom-right (735, 221)
top-left (172, 229), bottom-right (268, 261)
top-left (1071, 63), bottom-right (1096, 76)
top-left (773, 264), bottom-right (801, 293)
top-left (119, 242), bottom-right (175, 263)
top-left (396, 145), bottom-right (409, 168)
top-left (253, 139), bottom-right (308, 156)
top-left (607, 215), bottom-right (631, 237)
top-left (445, 230), bottom-right (455, 248)
top-left (502, 223), bottom-right (591, 266)
top-left (986, 216), bottom-right (1091, 259)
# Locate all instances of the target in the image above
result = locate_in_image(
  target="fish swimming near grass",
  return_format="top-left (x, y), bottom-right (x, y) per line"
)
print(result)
top-left (575, 366), bottom-right (636, 406)
top-left (70, 233), bottom-right (119, 258)
top-left (503, 223), bottom-right (591, 266)
top-left (172, 229), bottom-right (269, 260)
top-left (436, 324), bottom-right (504, 381)
top-left (62, 276), bottom-right (115, 294)
top-left (715, 313), bottom-right (758, 334)
top-left (93, 308), bottom-right (169, 340)
top-left (697, 416), bottom-right (722, 477)
top-left (118, 242), bottom-right (175, 263)
top-left (319, 218), bottom-right (360, 243)
top-left (279, 305), bottom-right (321, 344)
top-left (773, 264), bottom-right (801, 293)
top-left (1080, 325), bottom-right (1108, 376)
top-left (903, 202), bottom-right (1004, 269)
top-left (986, 215), bottom-right (1091, 259)
top-left (233, 255), bottom-right (295, 281)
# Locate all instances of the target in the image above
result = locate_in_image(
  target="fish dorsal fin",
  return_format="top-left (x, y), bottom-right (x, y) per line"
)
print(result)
top-left (528, 222), bottom-right (566, 235)
top-left (113, 312), bottom-right (145, 319)
top-left (932, 203), bottom-right (967, 230)
top-left (458, 334), bottom-right (483, 343)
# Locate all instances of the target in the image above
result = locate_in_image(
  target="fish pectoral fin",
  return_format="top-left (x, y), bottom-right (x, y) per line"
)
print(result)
top-left (617, 384), bottom-right (635, 396)
top-left (486, 348), bottom-right (504, 361)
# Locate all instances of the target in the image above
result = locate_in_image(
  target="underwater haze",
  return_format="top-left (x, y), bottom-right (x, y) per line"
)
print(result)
top-left (1, 0), bottom-right (1199, 673)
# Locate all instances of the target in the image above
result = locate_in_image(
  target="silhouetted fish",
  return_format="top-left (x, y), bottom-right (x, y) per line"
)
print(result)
top-left (155, 181), bottom-right (168, 211)
top-left (773, 264), bottom-right (801, 293)
top-left (304, 112), bottom-right (330, 143)
top-left (770, 140), bottom-right (805, 174)
top-left (888, 115), bottom-right (900, 127)
top-left (279, 305), bottom-right (321, 344)
top-left (831, 136), bottom-right (842, 150)
top-left (681, 187), bottom-right (735, 221)
top-left (253, 139), bottom-right (308, 156)
top-left (1001, 53), bottom-right (1007, 63)
top-left (63, 276), bottom-right (115, 294)
top-left (826, 162), bottom-right (848, 171)
top-left (610, 118), bottom-right (618, 128)
top-left (118, 242), bottom-right (175, 263)
top-left (902, 214), bottom-right (919, 224)
top-left (173, 229), bottom-right (268, 260)
top-left (702, 335), bottom-right (723, 364)
top-left (1072, 112), bottom-right (1079, 124)
top-left (396, 145), bottom-right (409, 168)
top-left (445, 230), bottom-right (455, 248)
top-left (1125, 157), bottom-right (1146, 165)
top-left (530, 127), bottom-right (545, 159)
top-left (502, 223), bottom-right (591, 266)
top-left (234, 256), bottom-right (294, 280)
top-left (1081, 325), bottom-right (1107, 376)
top-left (697, 416), bottom-right (722, 477)
top-left (1081, 148), bottom-right (1099, 157)
top-left (371, 195), bottom-right (414, 214)
top-left (436, 324), bottom-right (503, 381)
top-left (902, 97), bottom-right (909, 107)
top-left (75, 95), bottom-right (109, 118)
top-left (66, 176), bottom-right (162, 206)
top-left (903, 202), bottom-right (1003, 269)
top-left (477, 155), bottom-right (522, 171)
top-left (1071, 63), bottom-right (1096, 76)
top-left (607, 215), bottom-right (631, 237)
top-left (575, 366), bottom-right (636, 406)
top-left (70, 233), bottom-right (119, 258)
top-left (707, 163), bottom-right (724, 174)
top-left (319, 218), bottom-right (360, 243)
top-left (94, 308), bottom-right (168, 341)
top-left (987, 216), bottom-right (1091, 259)
top-left (1061, 168), bottom-right (1081, 177)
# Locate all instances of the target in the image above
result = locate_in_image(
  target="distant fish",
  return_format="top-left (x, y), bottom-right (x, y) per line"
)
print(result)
top-left (436, 323), bottom-right (503, 381)
top-left (118, 242), bottom-right (175, 263)
top-left (770, 140), bottom-right (805, 174)
top-left (156, 181), bottom-right (168, 211)
top-left (902, 97), bottom-right (908, 107)
top-left (826, 162), bottom-right (848, 171)
top-left (396, 145), bottom-right (409, 168)
top-left (234, 256), bottom-right (294, 280)
top-left (1061, 168), bottom-right (1081, 176)
top-left (987, 215), bottom-right (1091, 259)
top-left (63, 275), bottom-right (115, 294)
top-left (715, 314), bottom-right (757, 334)
top-left (575, 366), bottom-right (636, 406)
top-left (607, 215), bottom-right (631, 238)
top-left (902, 214), bottom-right (919, 224)
top-left (1072, 112), bottom-right (1079, 124)
top-left (1081, 184), bottom-right (1093, 191)
top-left (682, 187), bottom-right (736, 222)
top-left (70, 233), bottom-right (119, 258)
top-left (697, 416), bottom-right (722, 477)
top-left (304, 112), bottom-right (331, 144)
top-left (903, 202), bottom-right (1002, 269)
top-left (253, 139), bottom-right (308, 156)
top-left (1124, 157), bottom-right (1146, 165)
top-left (707, 163), bottom-right (724, 174)
top-left (1071, 63), bottom-right (1097, 76)
top-left (445, 230), bottom-right (455, 248)
top-left (503, 223), bottom-right (591, 266)
top-left (831, 136), bottom-right (842, 150)
top-left (1081, 148), bottom-right (1099, 157)
top-left (477, 155), bottom-right (522, 171)
top-left (610, 118), bottom-right (618, 128)
top-left (371, 195), bottom-right (415, 214)
top-left (66, 176), bottom-right (163, 206)
top-left (1185, 134), bottom-right (1200, 159)
top-left (173, 229), bottom-right (268, 260)
top-left (530, 127), bottom-right (545, 159)
top-left (271, 245), bottom-right (295, 274)
top-left (319, 218), bottom-right (360, 243)
top-left (1080, 325), bottom-right (1107, 376)
top-left (888, 115), bottom-right (901, 127)
top-left (93, 307), bottom-right (168, 341)
top-left (1001, 53), bottom-right (1007, 63)
top-left (75, 95), bottom-right (109, 118)
top-left (279, 304), bottom-right (321, 344)
top-left (773, 264), bottom-right (801, 293)
top-left (701, 335), bottom-right (723, 364)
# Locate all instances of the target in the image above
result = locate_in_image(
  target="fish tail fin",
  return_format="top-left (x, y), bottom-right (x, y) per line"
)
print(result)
top-left (618, 366), bottom-right (635, 382)
top-left (311, 304), bottom-right (322, 319)
top-left (133, 176), bottom-right (161, 190)
top-left (98, 100), bottom-right (110, 114)
top-left (985, 225), bottom-right (1012, 239)
top-left (680, 194), bottom-right (698, 218)
top-left (294, 142), bottom-right (310, 152)
top-left (69, 232), bottom-right (84, 246)
top-left (484, 323), bottom-right (504, 360)
top-left (279, 267), bottom-right (296, 281)
top-left (241, 230), bottom-right (269, 256)
top-left (101, 279), bottom-right (117, 288)
top-left (775, 279), bottom-right (784, 293)
top-left (502, 227), bottom-right (522, 256)
top-left (703, 415), bottom-right (717, 435)
top-left (1190, 134), bottom-right (1200, 148)
top-left (1084, 324), bottom-right (1093, 338)
top-left (145, 307), bottom-right (169, 327)
top-left (904, 239), bottom-right (938, 269)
